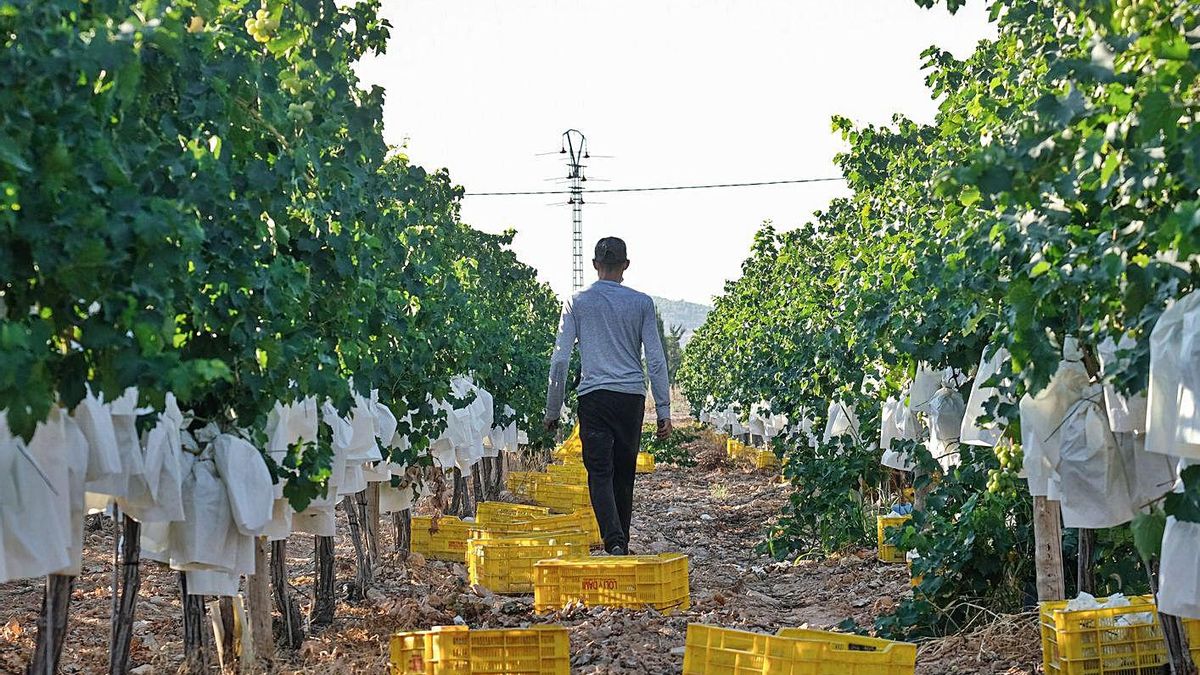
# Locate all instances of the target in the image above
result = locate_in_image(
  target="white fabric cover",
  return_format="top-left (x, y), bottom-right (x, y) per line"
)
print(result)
top-left (909, 365), bottom-right (943, 415)
top-left (881, 394), bottom-right (920, 471)
top-left (212, 434), bottom-right (273, 535)
top-left (74, 388), bottom-right (121, 482)
top-left (1097, 336), bottom-right (1147, 433)
top-left (927, 386), bottom-right (966, 471)
top-left (345, 394), bottom-right (383, 463)
top-left (261, 498), bottom-right (294, 542)
top-left (379, 484), bottom-right (416, 514)
top-left (170, 457), bottom-right (234, 570)
top-left (960, 348), bottom-right (1011, 447)
top-left (292, 507), bottom-right (336, 537)
top-left (86, 387), bottom-right (147, 499)
top-left (1158, 458), bottom-right (1200, 618)
top-left (1057, 386), bottom-right (1136, 529)
top-left (122, 395), bottom-right (186, 524)
top-left (1020, 342), bottom-right (1091, 498)
top-left (1117, 433), bottom-right (1177, 507)
top-left (1146, 291), bottom-right (1200, 459)
top-left (822, 401), bottom-right (860, 444)
top-left (1, 413), bottom-right (68, 582)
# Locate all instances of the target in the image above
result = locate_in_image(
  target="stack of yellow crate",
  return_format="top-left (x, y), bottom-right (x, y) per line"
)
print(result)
top-left (725, 438), bottom-right (779, 470)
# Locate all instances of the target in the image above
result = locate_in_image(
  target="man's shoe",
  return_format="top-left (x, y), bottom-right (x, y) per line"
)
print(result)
top-left (608, 544), bottom-right (627, 556)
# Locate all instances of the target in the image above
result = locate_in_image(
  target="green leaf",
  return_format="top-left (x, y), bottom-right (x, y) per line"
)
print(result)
top-left (1131, 509), bottom-right (1166, 562)
top-left (1029, 261), bottom-right (1052, 278)
top-left (0, 132), bottom-right (31, 172)
top-left (1165, 466), bottom-right (1200, 524)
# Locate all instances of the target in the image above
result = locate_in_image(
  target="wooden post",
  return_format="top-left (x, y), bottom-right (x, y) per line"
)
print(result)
top-left (1161, 613), bottom-right (1198, 675)
top-left (208, 597), bottom-right (235, 672)
top-left (1032, 496), bottom-right (1066, 602)
top-left (271, 538), bottom-right (305, 649)
top-left (109, 515), bottom-right (142, 675)
top-left (245, 537), bottom-right (273, 665)
top-left (365, 484), bottom-right (381, 565)
top-left (471, 471), bottom-right (484, 517)
top-left (394, 509), bottom-right (411, 557)
top-left (1077, 527), bottom-right (1095, 595)
top-left (450, 469), bottom-right (463, 516)
top-left (180, 573), bottom-right (208, 674)
top-left (309, 536), bottom-right (336, 628)
top-left (28, 575), bottom-right (73, 675)
top-left (343, 495), bottom-right (370, 600)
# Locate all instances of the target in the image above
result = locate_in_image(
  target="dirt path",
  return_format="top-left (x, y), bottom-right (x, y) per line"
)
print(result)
top-left (0, 432), bottom-right (1040, 674)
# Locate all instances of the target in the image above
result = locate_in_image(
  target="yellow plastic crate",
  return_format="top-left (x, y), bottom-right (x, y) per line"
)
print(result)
top-left (410, 516), bottom-right (474, 562)
top-left (390, 625), bottom-right (570, 674)
top-left (753, 449), bottom-right (778, 469)
top-left (683, 624), bottom-right (772, 675)
top-left (532, 480), bottom-right (592, 514)
top-left (533, 552), bottom-right (689, 614)
top-left (545, 463), bottom-right (588, 484)
top-left (876, 514), bottom-right (911, 564)
top-left (636, 452), bottom-right (656, 473)
top-left (475, 501), bottom-right (552, 526)
top-left (468, 535), bottom-right (589, 594)
top-left (505, 471), bottom-right (545, 497)
top-left (769, 627), bottom-right (916, 674)
top-left (1040, 594), bottom-right (1200, 675)
top-left (472, 509), bottom-right (601, 548)
top-left (682, 625), bottom-right (916, 675)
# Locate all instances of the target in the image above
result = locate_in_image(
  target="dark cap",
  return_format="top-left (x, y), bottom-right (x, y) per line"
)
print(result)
top-left (594, 237), bottom-right (628, 264)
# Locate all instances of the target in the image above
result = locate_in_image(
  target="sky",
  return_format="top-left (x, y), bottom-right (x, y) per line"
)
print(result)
top-left (355, 1), bottom-right (996, 306)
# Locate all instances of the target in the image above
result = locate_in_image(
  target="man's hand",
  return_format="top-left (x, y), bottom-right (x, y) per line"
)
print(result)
top-left (656, 418), bottom-right (673, 441)
top-left (544, 418), bottom-right (560, 434)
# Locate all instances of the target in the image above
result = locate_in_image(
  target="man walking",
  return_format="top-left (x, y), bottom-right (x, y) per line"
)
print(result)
top-left (544, 237), bottom-right (672, 556)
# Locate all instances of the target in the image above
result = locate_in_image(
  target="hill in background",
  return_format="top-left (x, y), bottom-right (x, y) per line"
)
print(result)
top-left (650, 296), bottom-right (712, 345)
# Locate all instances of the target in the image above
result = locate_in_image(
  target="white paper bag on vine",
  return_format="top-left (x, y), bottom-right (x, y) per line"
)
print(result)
top-left (1158, 458), bottom-right (1200, 619)
top-left (1057, 386), bottom-right (1137, 529)
top-left (880, 393), bottom-right (919, 472)
top-left (927, 385), bottom-right (966, 472)
top-left (74, 386), bottom-right (121, 483)
top-left (1146, 290), bottom-right (1200, 459)
top-left (1097, 336), bottom-right (1147, 433)
top-left (0, 412), bottom-right (69, 582)
top-left (961, 347), bottom-right (1012, 448)
top-left (1020, 339), bottom-right (1090, 498)
top-left (822, 401), bottom-right (860, 446)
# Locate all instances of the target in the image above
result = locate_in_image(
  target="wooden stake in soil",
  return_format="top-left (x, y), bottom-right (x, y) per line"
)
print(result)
top-left (309, 536), bottom-right (336, 628)
top-left (1160, 612), bottom-right (1198, 675)
top-left (450, 469), bottom-right (464, 516)
top-left (27, 574), bottom-right (73, 675)
top-left (208, 598), bottom-right (236, 672)
top-left (1076, 527), bottom-right (1095, 595)
top-left (180, 573), bottom-right (209, 674)
top-left (245, 536), bottom-right (273, 664)
top-left (394, 509), bottom-right (411, 557)
top-left (365, 484), bottom-right (381, 565)
top-left (472, 470), bottom-right (486, 517)
top-left (271, 538), bottom-right (305, 649)
top-left (343, 494), bottom-right (371, 599)
top-left (1032, 496), bottom-right (1065, 602)
top-left (109, 515), bottom-right (142, 675)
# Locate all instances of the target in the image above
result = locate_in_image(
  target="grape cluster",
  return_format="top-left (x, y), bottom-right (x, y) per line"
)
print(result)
top-left (279, 72), bottom-right (303, 96)
top-left (244, 8), bottom-right (279, 43)
top-left (1113, 0), bottom-right (1153, 33)
top-left (987, 442), bottom-right (1023, 495)
top-left (288, 101), bottom-right (314, 124)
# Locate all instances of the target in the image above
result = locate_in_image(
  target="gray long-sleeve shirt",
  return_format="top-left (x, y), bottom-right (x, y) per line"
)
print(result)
top-left (544, 280), bottom-right (671, 422)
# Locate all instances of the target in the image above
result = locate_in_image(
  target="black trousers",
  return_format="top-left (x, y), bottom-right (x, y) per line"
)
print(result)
top-left (578, 389), bottom-right (646, 552)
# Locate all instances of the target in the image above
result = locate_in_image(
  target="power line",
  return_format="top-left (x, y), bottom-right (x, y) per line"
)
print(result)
top-left (464, 176), bottom-right (844, 197)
